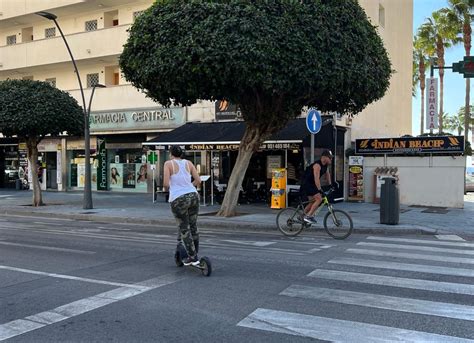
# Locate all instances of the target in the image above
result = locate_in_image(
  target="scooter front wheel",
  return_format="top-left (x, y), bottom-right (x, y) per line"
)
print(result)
top-left (199, 257), bottom-right (212, 277)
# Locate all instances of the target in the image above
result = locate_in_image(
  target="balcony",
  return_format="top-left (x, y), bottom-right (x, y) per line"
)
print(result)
top-left (67, 84), bottom-right (158, 112)
top-left (0, 24), bottom-right (130, 71)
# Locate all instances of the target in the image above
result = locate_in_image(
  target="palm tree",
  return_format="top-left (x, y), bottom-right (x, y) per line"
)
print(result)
top-left (413, 35), bottom-right (431, 135)
top-left (444, 106), bottom-right (474, 136)
top-left (418, 9), bottom-right (463, 133)
top-left (447, 0), bottom-right (473, 143)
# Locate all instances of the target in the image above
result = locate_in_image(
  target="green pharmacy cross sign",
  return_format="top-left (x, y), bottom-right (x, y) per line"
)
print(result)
top-left (452, 56), bottom-right (474, 78)
top-left (148, 151), bottom-right (157, 164)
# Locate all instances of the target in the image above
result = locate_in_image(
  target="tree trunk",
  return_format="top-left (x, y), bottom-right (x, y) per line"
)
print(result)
top-left (26, 138), bottom-right (43, 207)
top-left (437, 38), bottom-right (444, 134)
top-left (217, 124), bottom-right (272, 217)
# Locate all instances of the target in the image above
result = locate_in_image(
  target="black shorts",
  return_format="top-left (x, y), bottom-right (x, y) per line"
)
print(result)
top-left (302, 186), bottom-right (322, 197)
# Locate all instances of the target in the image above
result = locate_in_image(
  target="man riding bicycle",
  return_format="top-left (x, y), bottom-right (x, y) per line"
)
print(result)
top-left (302, 149), bottom-right (334, 224)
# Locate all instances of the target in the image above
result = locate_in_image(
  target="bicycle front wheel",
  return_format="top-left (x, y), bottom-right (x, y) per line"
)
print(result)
top-left (323, 209), bottom-right (353, 239)
top-left (276, 207), bottom-right (307, 237)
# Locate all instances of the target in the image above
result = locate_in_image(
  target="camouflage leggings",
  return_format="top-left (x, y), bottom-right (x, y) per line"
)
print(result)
top-left (170, 192), bottom-right (199, 257)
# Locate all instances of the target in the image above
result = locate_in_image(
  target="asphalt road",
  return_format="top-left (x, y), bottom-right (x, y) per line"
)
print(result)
top-left (0, 215), bottom-right (473, 342)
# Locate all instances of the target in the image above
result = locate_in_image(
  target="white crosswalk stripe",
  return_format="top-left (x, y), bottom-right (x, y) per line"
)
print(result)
top-left (328, 257), bottom-right (474, 277)
top-left (346, 248), bottom-right (474, 264)
top-left (237, 309), bottom-right (474, 343)
top-left (280, 284), bottom-right (474, 321)
top-left (366, 236), bottom-right (474, 248)
top-left (436, 234), bottom-right (466, 241)
top-left (238, 236), bottom-right (474, 341)
top-left (357, 241), bottom-right (474, 255)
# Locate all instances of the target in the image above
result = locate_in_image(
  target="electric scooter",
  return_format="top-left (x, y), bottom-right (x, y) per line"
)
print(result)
top-left (174, 241), bottom-right (212, 277)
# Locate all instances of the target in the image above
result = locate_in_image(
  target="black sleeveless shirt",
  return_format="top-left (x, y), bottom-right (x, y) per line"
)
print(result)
top-left (304, 160), bottom-right (327, 188)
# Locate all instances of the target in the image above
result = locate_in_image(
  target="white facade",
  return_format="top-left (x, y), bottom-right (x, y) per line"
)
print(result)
top-left (363, 156), bottom-right (465, 208)
top-left (0, 0), bottom-right (414, 194)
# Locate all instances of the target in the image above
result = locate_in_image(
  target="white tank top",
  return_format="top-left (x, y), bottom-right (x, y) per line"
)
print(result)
top-left (168, 159), bottom-right (198, 202)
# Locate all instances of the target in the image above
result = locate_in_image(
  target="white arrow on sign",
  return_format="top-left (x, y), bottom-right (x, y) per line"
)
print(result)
top-left (222, 240), bottom-right (275, 247)
top-left (311, 111), bottom-right (318, 131)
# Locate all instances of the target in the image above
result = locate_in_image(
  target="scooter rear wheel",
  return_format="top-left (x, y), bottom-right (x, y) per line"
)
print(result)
top-left (174, 250), bottom-right (184, 267)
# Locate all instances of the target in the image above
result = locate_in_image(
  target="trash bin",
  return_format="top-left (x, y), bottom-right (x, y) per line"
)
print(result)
top-left (380, 176), bottom-right (399, 225)
top-left (15, 179), bottom-right (22, 190)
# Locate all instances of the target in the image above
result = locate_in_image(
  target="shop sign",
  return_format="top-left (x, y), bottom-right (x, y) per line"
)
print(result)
top-left (425, 78), bottom-right (438, 130)
top-left (183, 142), bottom-right (300, 151)
top-left (215, 100), bottom-right (243, 121)
top-left (90, 107), bottom-right (185, 132)
top-left (96, 138), bottom-right (108, 191)
top-left (355, 136), bottom-right (464, 155)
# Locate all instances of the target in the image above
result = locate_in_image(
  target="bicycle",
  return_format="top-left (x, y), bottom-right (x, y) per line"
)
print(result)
top-left (276, 188), bottom-right (353, 239)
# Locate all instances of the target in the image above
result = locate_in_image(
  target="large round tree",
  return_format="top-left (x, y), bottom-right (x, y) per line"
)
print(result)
top-left (120, 0), bottom-right (392, 216)
top-left (0, 79), bottom-right (83, 206)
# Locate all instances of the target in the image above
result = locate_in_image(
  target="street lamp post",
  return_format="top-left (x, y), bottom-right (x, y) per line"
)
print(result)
top-left (36, 11), bottom-right (95, 209)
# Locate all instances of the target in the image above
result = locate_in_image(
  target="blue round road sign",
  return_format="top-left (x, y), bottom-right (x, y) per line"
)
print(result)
top-left (306, 109), bottom-right (322, 134)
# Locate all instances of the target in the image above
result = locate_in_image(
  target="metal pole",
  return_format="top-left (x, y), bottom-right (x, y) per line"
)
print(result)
top-left (310, 134), bottom-right (315, 163)
top-left (333, 113), bottom-right (337, 186)
top-left (285, 149), bottom-right (288, 208)
top-left (52, 18), bottom-right (92, 209)
top-left (210, 151), bottom-right (214, 206)
top-left (152, 167), bottom-right (155, 204)
top-left (430, 61), bottom-right (435, 135)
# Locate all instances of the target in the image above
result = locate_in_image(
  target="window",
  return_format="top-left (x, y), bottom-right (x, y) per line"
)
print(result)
top-left (6, 35), bottom-right (16, 45)
top-left (87, 73), bottom-right (99, 88)
top-left (45, 78), bottom-right (56, 87)
top-left (378, 4), bottom-right (385, 28)
top-left (45, 27), bottom-right (56, 38)
top-left (133, 11), bottom-right (144, 21)
top-left (85, 20), bottom-right (98, 32)
top-left (113, 19), bottom-right (119, 26)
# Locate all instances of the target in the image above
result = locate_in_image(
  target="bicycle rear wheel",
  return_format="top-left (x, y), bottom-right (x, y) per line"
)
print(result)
top-left (276, 207), bottom-right (307, 237)
top-left (323, 209), bottom-right (353, 239)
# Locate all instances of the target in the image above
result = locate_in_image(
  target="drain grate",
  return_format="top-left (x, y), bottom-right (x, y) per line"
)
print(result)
top-left (421, 208), bottom-right (449, 214)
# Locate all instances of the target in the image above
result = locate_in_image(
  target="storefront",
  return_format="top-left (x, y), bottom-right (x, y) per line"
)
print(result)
top-left (66, 106), bottom-right (185, 193)
top-left (144, 118), bottom-right (347, 205)
top-left (0, 138), bottom-right (21, 189)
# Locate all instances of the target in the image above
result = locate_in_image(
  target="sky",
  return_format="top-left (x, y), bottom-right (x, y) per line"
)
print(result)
top-left (412, 0), bottom-right (469, 135)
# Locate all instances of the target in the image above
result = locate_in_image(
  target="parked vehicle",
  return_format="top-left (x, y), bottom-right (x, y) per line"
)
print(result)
top-left (466, 173), bottom-right (474, 192)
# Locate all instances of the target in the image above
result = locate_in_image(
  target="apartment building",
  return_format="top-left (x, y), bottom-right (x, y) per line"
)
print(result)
top-left (0, 0), bottom-right (412, 195)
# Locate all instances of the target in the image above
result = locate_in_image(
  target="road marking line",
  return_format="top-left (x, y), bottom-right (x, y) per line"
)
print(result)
top-left (222, 239), bottom-right (275, 247)
top-left (328, 257), bottom-right (474, 277)
top-left (237, 308), bottom-right (472, 342)
top-left (346, 248), bottom-right (474, 265)
top-left (0, 214), bottom-right (74, 221)
top-left (436, 235), bottom-right (466, 241)
top-left (308, 269), bottom-right (474, 295)
top-left (0, 265), bottom-right (147, 289)
top-left (33, 222), bottom-right (63, 226)
top-left (357, 242), bottom-right (474, 255)
top-left (281, 284), bottom-right (474, 321)
top-left (366, 236), bottom-right (474, 248)
top-left (0, 241), bottom-right (95, 254)
top-left (0, 274), bottom-right (181, 341)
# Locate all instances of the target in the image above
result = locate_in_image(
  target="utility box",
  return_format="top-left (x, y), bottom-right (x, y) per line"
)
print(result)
top-left (380, 176), bottom-right (399, 225)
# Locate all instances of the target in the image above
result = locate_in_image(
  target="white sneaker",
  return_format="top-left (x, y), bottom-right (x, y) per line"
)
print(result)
top-left (303, 216), bottom-right (317, 224)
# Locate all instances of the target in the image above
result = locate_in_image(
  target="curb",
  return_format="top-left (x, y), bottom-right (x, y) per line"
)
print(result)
top-left (1, 208), bottom-right (441, 235)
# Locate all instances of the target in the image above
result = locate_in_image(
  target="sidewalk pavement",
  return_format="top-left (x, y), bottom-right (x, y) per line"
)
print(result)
top-left (1, 190), bottom-right (473, 235)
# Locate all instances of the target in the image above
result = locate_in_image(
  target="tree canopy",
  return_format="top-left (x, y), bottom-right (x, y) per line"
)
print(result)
top-left (121, 0), bottom-right (391, 123)
top-left (0, 79), bottom-right (83, 141)
top-left (120, 0), bottom-right (392, 216)
top-left (0, 79), bottom-right (84, 206)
